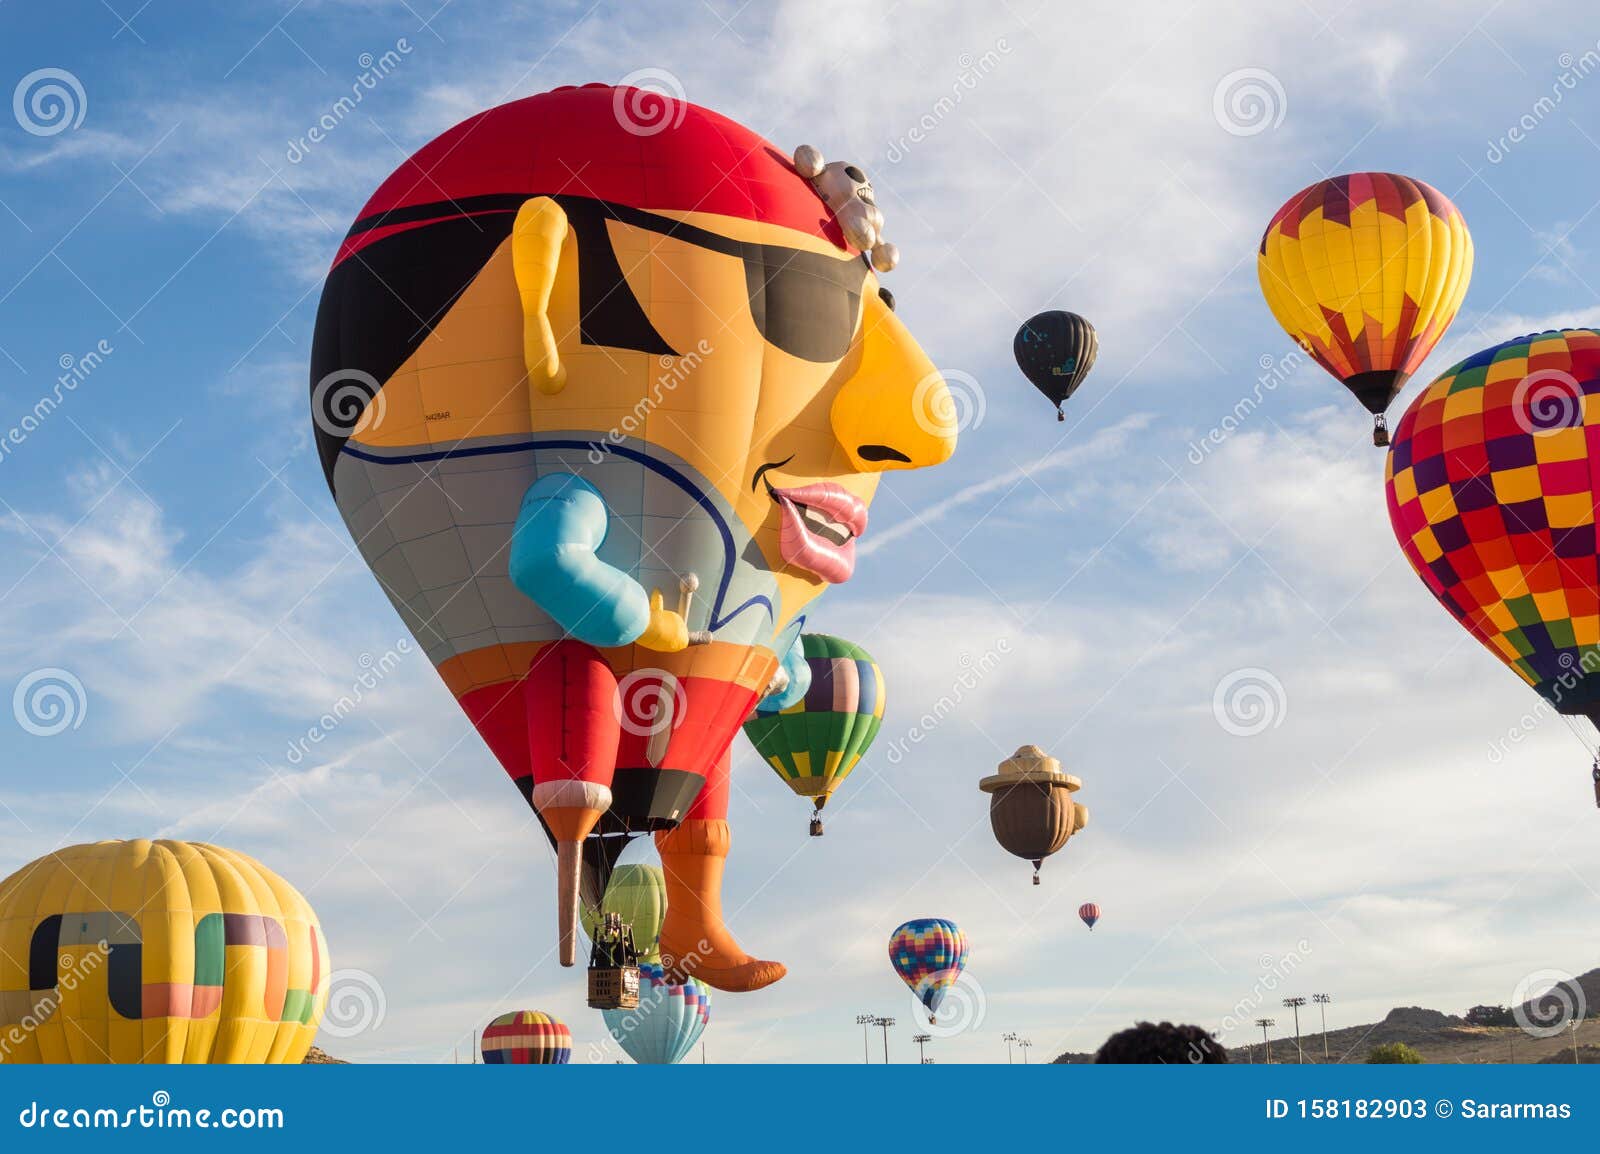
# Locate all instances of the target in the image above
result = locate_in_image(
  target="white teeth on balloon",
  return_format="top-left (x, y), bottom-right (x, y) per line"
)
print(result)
top-left (798, 504), bottom-right (853, 545)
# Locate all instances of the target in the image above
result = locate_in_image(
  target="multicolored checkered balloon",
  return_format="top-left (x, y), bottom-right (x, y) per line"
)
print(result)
top-left (888, 918), bottom-right (969, 1022)
top-left (1386, 329), bottom-right (1600, 722)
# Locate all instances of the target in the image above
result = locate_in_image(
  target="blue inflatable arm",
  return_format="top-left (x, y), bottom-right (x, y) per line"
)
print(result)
top-left (508, 473), bottom-right (651, 648)
top-left (758, 630), bottom-right (811, 712)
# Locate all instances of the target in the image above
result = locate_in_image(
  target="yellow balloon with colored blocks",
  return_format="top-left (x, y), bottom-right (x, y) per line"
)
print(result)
top-left (0, 840), bottom-right (330, 1064)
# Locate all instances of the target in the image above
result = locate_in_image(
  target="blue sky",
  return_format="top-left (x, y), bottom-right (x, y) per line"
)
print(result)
top-left (3, 0), bottom-right (1600, 1063)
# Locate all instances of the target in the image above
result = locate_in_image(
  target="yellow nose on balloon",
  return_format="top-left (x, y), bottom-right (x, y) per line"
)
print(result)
top-left (830, 293), bottom-right (959, 473)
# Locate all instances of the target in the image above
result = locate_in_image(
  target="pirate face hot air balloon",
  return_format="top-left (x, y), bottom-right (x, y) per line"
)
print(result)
top-left (1386, 329), bottom-right (1600, 798)
top-left (481, 1010), bottom-right (571, 1064)
top-left (1258, 173), bottom-right (1473, 445)
top-left (741, 632), bottom-right (885, 835)
top-left (310, 85), bottom-right (957, 992)
top-left (1014, 310), bottom-right (1098, 421)
top-left (602, 962), bottom-right (711, 1065)
top-left (0, 840), bottom-right (330, 1064)
top-left (888, 918), bottom-right (969, 1024)
top-left (979, 744), bottom-right (1088, 884)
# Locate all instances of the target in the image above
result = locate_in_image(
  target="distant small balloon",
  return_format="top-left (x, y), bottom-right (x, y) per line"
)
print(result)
top-left (481, 1011), bottom-right (571, 1064)
top-left (1014, 311), bottom-right (1098, 420)
top-left (1078, 902), bottom-right (1101, 930)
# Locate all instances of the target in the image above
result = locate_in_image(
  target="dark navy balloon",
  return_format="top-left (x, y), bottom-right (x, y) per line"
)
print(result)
top-left (1014, 311), bottom-right (1098, 420)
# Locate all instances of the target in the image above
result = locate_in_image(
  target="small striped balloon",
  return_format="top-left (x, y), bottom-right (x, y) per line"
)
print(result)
top-left (481, 1011), bottom-right (571, 1064)
top-left (1078, 902), bottom-right (1101, 931)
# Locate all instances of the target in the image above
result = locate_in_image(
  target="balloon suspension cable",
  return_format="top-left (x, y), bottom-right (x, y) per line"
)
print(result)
top-left (1372, 413), bottom-right (1390, 447)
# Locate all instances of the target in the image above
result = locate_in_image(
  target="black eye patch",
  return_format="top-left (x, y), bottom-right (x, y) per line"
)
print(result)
top-left (558, 197), bottom-right (868, 364)
top-left (742, 244), bottom-right (865, 363)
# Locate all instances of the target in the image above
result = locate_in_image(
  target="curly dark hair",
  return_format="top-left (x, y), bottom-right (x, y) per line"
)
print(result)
top-left (1094, 1021), bottom-right (1229, 1064)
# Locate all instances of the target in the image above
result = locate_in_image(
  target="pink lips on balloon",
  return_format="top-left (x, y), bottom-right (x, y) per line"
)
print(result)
top-left (766, 482), bottom-right (868, 584)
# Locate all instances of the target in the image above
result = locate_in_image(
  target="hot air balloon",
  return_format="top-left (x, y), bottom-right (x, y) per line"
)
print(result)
top-left (310, 84), bottom-right (958, 993)
top-left (1014, 310), bottom-right (1098, 421)
top-left (581, 863), bottom-right (667, 961)
top-left (602, 963), bottom-right (711, 1064)
top-left (741, 632), bottom-right (886, 835)
top-left (1258, 172), bottom-right (1473, 445)
top-left (1078, 902), bottom-right (1101, 931)
top-left (481, 1011), bottom-right (571, 1064)
top-left (888, 918), bottom-right (969, 1024)
top-left (1386, 328), bottom-right (1600, 799)
top-left (0, 840), bottom-right (330, 1064)
top-left (979, 744), bottom-right (1089, 884)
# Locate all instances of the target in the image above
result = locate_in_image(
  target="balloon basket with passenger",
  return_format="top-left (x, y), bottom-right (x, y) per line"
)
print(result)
top-left (586, 911), bottom-right (642, 1011)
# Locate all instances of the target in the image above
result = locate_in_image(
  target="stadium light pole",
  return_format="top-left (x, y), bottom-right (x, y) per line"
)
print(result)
top-left (1256, 1017), bottom-right (1276, 1064)
top-left (1313, 994), bottom-right (1331, 1061)
top-left (877, 1016), bottom-right (896, 1063)
top-left (1003, 1031), bottom-right (1021, 1064)
top-left (913, 1033), bottom-right (932, 1064)
top-left (1283, 997), bottom-right (1306, 1063)
top-left (1019, 1038), bottom-right (1034, 1064)
top-left (855, 1014), bottom-right (875, 1064)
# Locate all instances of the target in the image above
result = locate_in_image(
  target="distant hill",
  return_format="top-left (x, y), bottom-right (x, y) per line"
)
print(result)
top-left (303, 1047), bottom-right (347, 1064)
top-left (1055, 967), bottom-right (1598, 1064)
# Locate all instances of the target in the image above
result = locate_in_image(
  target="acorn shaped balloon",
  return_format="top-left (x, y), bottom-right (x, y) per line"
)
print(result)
top-left (979, 744), bottom-right (1088, 884)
